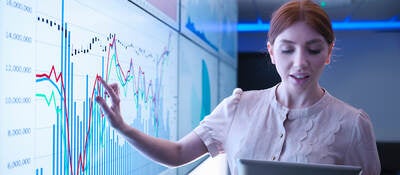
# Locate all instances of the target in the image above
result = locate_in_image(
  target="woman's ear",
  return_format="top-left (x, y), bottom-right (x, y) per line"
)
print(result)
top-left (267, 42), bottom-right (276, 64)
top-left (325, 43), bottom-right (334, 65)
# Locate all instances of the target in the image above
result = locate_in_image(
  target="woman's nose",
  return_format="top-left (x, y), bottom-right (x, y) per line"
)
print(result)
top-left (293, 50), bottom-right (308, 68)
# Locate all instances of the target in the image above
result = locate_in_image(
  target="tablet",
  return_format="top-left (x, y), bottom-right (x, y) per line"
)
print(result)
top-left (237, 159), bottom-right (362, 175)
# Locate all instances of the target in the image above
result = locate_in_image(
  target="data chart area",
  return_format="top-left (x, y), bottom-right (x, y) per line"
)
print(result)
top-left (1, 0), bottom-right (238, 175)
top-left (1, 0), bottom-right (178, 174)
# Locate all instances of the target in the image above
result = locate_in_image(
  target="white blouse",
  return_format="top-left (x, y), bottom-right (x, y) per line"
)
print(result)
top-left (194, 85), bottom-right (381, 175)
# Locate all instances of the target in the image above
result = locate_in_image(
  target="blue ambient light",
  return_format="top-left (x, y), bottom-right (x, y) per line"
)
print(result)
top-left (237, 20), bottom-right (400, 32)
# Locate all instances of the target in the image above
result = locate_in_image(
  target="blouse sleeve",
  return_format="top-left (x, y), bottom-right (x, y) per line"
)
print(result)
top-left (193, 88), bottom-right (243, 157)
top-left (344, 110), bottom-right (381, 175)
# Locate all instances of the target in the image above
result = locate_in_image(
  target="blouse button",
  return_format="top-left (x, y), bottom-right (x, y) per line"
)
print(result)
top-left (272, 156), bottom-right (276, 160)
top-left (280, 133), bottom-right (284, 138)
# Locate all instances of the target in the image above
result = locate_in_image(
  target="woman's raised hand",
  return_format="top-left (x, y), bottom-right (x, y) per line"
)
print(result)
top-left (95, 76), bottom-right (126, 131)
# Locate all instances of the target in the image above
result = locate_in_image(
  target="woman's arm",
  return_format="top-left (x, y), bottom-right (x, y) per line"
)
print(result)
top-left (344, 111), bottom-right (381, 175)
top-left (95, 77), bottom-right (208, 167)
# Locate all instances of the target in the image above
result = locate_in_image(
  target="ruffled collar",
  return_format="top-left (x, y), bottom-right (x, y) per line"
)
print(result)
top-left (270, 84), bottom-right (333, 120)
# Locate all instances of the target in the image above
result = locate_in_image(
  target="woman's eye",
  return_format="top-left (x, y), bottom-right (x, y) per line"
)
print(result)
top-left (308, 49), bottom-right (321, 54)
top-left (281, 50), bottom-right (293, 54)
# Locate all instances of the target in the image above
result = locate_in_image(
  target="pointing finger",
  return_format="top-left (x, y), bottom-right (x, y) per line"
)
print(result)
top-left (95, 96), bottom-right (114, 117)
top-left (97, 76), bottom-right (120, 104)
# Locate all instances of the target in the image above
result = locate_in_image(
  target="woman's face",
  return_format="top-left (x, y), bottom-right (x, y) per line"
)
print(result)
top-left (267, 21), bottom-right (332, 92)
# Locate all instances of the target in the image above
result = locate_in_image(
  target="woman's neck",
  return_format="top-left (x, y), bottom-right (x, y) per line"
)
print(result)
top-left (275, 83), bottom-right (325, 109)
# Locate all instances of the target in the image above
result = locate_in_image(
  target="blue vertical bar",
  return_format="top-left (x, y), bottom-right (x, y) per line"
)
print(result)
top-left (57, 110), bottom-right (60, 175)
top-left (83, 77), bottom-right (87, 175)
top-left (59, 0), bottom-right (65, 174)
top-left (100, 56), bottom-right (104, 175)
top-left (53, 124), bottom-right (55, 175)
top-left (126, 145), bottom-right (128, 174)
top-left (41, 168), bottom-right (43, 175)
top-left (63, 113), bottom-right (66, 175)
top-left (81, 116), bottom-right (84, 174)
top-left (113, 136), bottom-right (119, 174)
top-left (116, 133), bottom-right (118, 175)
top-left (127, 145), bottom-right (129, 173)
top-left (97, 113), bottom-right (99, 175)
top-left (105, 127), bottom-right (107, 175)
top-left (106, 126), bottom-right (109, 174)
top-left (82, 116), bottom-right (85, 175)
top-left (69, 33), bottom-right (72, 123)
top-left (92, 107), bottom-right (96, 175)
top-left (109, 134), bottom-right (111, 175)
top-left (74, 102), bottom-right (77, 174)
top-left (102, 56), bottom-right (104, 79)
top-left (93, 102), bottom-right (97, 174)
top-left (71, 62), bottom-right (74, 175)
top-left (109, 128), bottom-right (111, 175)
top-left (128, 143), bottom-right (130, 173)
top-left (66, 23), bottom-right (71, 175)
top-left (91, 107), bottom-right (94, 175)
top-left (100, 55), bottom-right (104, 175)
top-left (104, 123), bottom-right (106, 175)
top-left (124, 143), bottom-right (126, 174)
top-left (78, 115), bottom-right (81, 174)
top-left (86, 75), bottom-right (89, 175)
top-left (112, 131), bottom-right (115, 175)
top-left (116, 138), bottom-right (117, 175)
top-left (122, 141), bottom-right (124, 174)
top-left (79, 120), bottom-right (82, 174)
top-left (61, 119), bottom-right (64, 175)
top-left (101, 55), bottom-right (104, 175)
top-left (117, 135), bottom-right (119, 175)
top-left (111, 129), bottom-right (113, 175)
top-left (62, 85), bottom-right (66, 173)
top-left (63, 22), bottom-right (68, 175)
top-left (64, 23), bottom-right (68, 117)
top-left (128, 143), bottom-right (129, 173)
top-left (126, 144), bottom-right (127, 174)
top-left (96, 109), bottom-right (99, 175)
top-left (72, 105), bottom-right (75, 175)
top-left (96, 103), bottom-right (99, 174)
top-left (115, 135), bottom-right (117, 175)
top-left (87, 113), bottom-right (90, 175)
top-left (36, 168), bottom-right (38, 175)
top-left (100, 115), bottom-right (103, 175)
top-left (103, 113), bottom-right (105, 174)
top-left (114, 135), bottom-right (116, 175)
top-left (117, 143), bottom-right (119, 174)
top-left (86, 75), bottom-right (88, 125)
top-left (82, 100), bottom-right (85, 168)
top-left (120, 144), bottom-right (121, 175)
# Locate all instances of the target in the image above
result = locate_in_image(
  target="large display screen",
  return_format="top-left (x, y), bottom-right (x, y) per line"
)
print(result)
top-left (181, 0), bottom-right (238, 66)
top-left (0, 0), bottom-right (237, 174)
top-left (129, 0), bottom-right (179, 29)
top-left (178, 36), bottom-right (219, 137)
top-left (0, 0), bottom-right (178, 174)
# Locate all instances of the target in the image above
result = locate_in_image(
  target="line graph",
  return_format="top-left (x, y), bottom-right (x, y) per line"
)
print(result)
top-left (1, 0), bottom-right (178, 174)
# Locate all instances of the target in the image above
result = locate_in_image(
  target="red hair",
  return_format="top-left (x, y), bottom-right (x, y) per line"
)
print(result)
top-left (268, 0), bottom-right (334, 45)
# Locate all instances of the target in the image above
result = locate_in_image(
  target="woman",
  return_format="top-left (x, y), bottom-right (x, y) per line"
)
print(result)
top-left (95, 0), bottom-right (381, 174)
